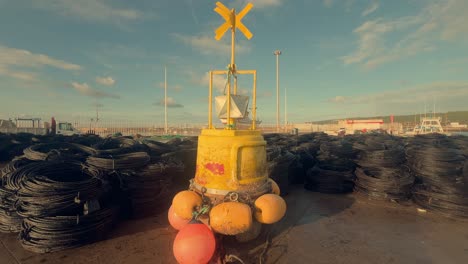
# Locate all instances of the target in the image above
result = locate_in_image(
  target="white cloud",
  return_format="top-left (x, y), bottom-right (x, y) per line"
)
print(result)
top-left (157, 82), bottom-right (183, 92)
top-left (362, 1), bottom-right (379, 17)
top-left (0, 44), bottom-right (81, 81)
top-left (235, 0), bottom-right (282, 8)
top-left (71, 82), bottom-right (120, 99)
top-left (172, 33), bottom-right (251, 55)
top-left (199, 72), bottom-right (227, 93)
top-left (31, 0), bottom-right (146, 24)
top-left (343, 0), bottom-right (468, 70)
top-left (96, 76), bottom-right (116, 86)
top-left (324, 0), bottom-right (333, 8)
top-left (0, 66), bottom-right (36, 81)
top-left (328, 96), bottom-right (347, 103)
top-left (327, 82), bottom-right (468, 113)
top-left (259, 91), bottom-right (273, 99)
top-left (155, 97), bottom-right (184, 108)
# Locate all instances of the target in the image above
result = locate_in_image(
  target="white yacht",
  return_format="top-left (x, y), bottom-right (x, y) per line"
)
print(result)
top-left (408, 117), bottom-right (450, 135)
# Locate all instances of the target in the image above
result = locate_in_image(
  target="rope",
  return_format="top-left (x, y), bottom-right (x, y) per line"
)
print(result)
top-left (224, 254), bottom-right (246, 264)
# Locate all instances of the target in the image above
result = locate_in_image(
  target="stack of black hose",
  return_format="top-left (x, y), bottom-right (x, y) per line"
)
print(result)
top-left (407, 134), bottom-right (468, 218)
top-left (0, 133), bottom-right (40, 161)
top-left (160, 139), bottom-right (197, 186)
top-left (23, 142), bottom-right (96, 162)
top-left (119, 159), bottom-right (184, 218)
top-left (142, 139), bottom-right (175, 161)
top-left (305, 138), bottom-right (356, 193)
top-left (92, 136), bottom-right (148, 155)
top-left (0, 157), bottom-right (35, 233)
top-left (266, 146), bottom-right (296, 196)
top-left (353, 135), bottom-right (414, 201)
top-left (87, 137), bottom-right (150, 172)
top-left (15, 161), bottom-right (117, 253)
top-left (288, 142), bottom-right (318, 184)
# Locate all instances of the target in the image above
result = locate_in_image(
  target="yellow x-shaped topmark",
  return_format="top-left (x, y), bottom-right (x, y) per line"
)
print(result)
top-left (214, 2), bottom-right (253, 41)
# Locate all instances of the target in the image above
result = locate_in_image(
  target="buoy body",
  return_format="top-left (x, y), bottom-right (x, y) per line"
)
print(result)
top-left (209, 202), bottom-right (252, 235)
top-left (173, 221), bottom-right (216, 264)
top-left (194, 129), bottom-right (268, 193)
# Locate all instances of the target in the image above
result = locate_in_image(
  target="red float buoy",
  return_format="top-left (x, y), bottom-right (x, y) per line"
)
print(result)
top-left (173, 220), bottom-right (216, 264)
top-left (168, 205), bottom-right (190, 230)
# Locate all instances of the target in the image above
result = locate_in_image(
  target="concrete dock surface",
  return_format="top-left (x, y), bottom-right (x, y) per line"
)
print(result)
top-left (1, 186), bottom-right (467, 264)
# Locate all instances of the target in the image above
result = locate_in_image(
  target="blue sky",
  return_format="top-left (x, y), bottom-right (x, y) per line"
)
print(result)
top-left (0, 0), bottom-right (467, 125)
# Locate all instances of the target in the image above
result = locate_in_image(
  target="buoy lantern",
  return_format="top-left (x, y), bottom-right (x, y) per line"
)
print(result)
top-left (173, 220), bottom-right (216, 264)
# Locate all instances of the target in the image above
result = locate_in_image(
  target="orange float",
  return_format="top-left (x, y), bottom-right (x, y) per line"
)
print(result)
top-left (168, 205), bottom-right (190, 231)
top-left (254, 194), bottom-right (287, 224)
top-left (173, 220), bottom-right (216, 264)
top-left (172, 190), bottom-right (203, 219)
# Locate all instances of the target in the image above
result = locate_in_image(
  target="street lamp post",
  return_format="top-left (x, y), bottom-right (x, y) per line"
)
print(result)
top-left (164, 66), bottom-right (168, 134)
top-left (274, 50), bottom-right (281, 132)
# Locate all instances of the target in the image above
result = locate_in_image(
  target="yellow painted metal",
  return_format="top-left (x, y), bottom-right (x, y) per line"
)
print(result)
top-left (214, 2), bottom-right (253, 41)
top-left (253, 70), bottom-right (257, 129)
top-left (236, 3), bottom-right (253, 40)
top-left (194, 129), bottom-right (267, 191)
top-left (215, 22), bottom-right (230, 41)
top-left (227, 69), bottom-right (232, 129)
top-left (208, 71), bottom-right (213, 129)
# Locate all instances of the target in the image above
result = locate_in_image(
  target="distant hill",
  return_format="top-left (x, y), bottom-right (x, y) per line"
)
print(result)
top-left (313, 111), bottom-right (468, 125)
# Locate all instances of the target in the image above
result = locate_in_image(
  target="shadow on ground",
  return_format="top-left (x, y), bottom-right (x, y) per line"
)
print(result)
top-left (223, 185), bottom-right (355, 264)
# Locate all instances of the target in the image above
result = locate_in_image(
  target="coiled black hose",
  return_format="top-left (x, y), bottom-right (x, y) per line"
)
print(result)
top-left (86, 152), bottom-right (150, 171)
top-left (354, 167), bottom-right (414, 201)
top-left (19, 206), bottom-right (117, 253)
top-left (353, 136), bottom-right (412, 201)
top-left (356, 147), bottom-right (406, 168)
top-left (120, 160), bottom-right (184, 217)
top-left (0, 157), bottom-right (36, 233)
top-left (92, 136), bottom-right (144, 155)
top-left (0, 187), bottom-right (22, 233)
top-left (268, 150), bottom-right (296, 195)
top-left (406, 136), bottom-right (468, 218)
top-left (304, 138), bottom-right (356, 194)
top-left (319, 140), bottom-right (355, 157)
top-left (142, 139), bottom-right (174, 157)
top-left (305, 165), bottom-right (354, 193)
top-left (1, 156), bottom-right (34, 179)
top-left (23, 143), bottom-right (96, 161)
top-left (13, 161), bottom-right (105, 218)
